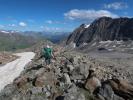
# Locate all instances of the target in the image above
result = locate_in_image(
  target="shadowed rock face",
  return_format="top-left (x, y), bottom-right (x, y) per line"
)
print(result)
top-left (66, 17), bottom-right (133, 46)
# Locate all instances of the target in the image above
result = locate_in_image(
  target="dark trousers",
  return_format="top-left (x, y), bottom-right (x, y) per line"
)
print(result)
top-left (45, 58), bottom-right (51, 65)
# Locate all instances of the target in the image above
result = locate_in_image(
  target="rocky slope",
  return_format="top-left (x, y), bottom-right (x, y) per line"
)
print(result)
top-left (0, 52), bottom-right (18, 65)
top-left (66, 17), bottom-right (133, 47)
top-left (1, 17), bottom-right (133, 100)
top-left (0, 43), bottom-right (133, 100)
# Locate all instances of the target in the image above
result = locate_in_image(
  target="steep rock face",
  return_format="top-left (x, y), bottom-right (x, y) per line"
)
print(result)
top-left (66, 17), bottom-right (133, 46)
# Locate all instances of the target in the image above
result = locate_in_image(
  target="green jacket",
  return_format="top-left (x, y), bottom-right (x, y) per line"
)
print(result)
top-left (42, 48), bottom-right (52, 58)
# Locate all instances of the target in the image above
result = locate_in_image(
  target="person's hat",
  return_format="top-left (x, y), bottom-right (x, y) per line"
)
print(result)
top-left (46, 45), bottom-right (50, 48)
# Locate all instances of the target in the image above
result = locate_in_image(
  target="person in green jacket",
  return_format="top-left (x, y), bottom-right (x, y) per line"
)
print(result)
top-left (43, 45), bottom-right (54, 66)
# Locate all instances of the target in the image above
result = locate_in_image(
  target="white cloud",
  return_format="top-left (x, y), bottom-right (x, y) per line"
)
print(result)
top-left (45, 20), bottom-right (67, 25)
top-left (45, 20), bottom-right (53, 24)
top-left (9, 24), bottom-right (16, 27)
top-left (64, 9), bottom-right (118, 20)
top-left (104, 2), bottom-right (128, 10)
top-left (19, 22), bottom-right (27, 27)
top-left (41, 26), bottom-right (62, 32)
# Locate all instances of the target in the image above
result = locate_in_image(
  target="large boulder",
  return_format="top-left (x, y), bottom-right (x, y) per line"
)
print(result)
top-left (85, 77), bottom-right (101, 94)
top-left (95, 83), bottom-right (124, 100)
top-left (64, 84), bottom-right (85, 100)
top-left (14, 76), bottom-right (28, 89)
top-left (34, 75), bottom-right (46, 87)
top-left (107, 78), bottom-right (133, 99)
top-left (84, 69), bottom-right (101, 93)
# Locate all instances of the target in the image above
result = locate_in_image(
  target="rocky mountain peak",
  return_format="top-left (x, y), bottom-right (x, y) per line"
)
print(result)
top-left (66, 17), bottom-right (133, 47)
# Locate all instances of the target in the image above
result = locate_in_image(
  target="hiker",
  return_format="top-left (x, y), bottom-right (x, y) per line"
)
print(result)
top-left (42, 45), bottom-right (54, 67)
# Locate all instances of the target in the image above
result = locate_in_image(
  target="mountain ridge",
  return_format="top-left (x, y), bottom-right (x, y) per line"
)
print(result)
top-left (66, 17), bottom-right (133, 46)
top-left (0, 31), bottom-right (43, 51)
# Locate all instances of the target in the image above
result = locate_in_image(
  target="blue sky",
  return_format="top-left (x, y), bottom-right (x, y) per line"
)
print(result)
top-left (0, 0), bottom-right (132, 32)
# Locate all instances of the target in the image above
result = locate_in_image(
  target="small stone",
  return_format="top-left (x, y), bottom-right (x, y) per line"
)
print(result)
top-left (30, 87), bottom-right (43, 94)
top-left (45, 91), bottom-right (51, 97)
top-left (67, 64), bottom-right (74, 72)
top-left (63, 73), bottom-right (72, 85)
top-left (46, 85), bottom-right (51, 91)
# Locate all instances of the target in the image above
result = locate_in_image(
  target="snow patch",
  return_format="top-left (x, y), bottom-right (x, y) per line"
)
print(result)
top-left (0, 52), bottom-right (35, 91)
top-left (82, 42), bottom-right (88, 46)
top-left (112, 45), bottom-right (116, 47)
top-left (69, 42), bottom-right (76, 48)
top-left (1, 30), bottom-right (10, 34)
top-left (99, 40), bottom-right (112, 44)
top-left (73, 43), bottom-right (76, 48)
top-left (105, 44), bottom-right (110, 47)
top-left (108, 49), bottom-right (114, 51)
top-left (115, 40), bottom-right (123, 44)
top-left (84, 24), bottom-right (90, 28)
top-left (99, 40), bottom-right (123, 44)
top-left (91, 42), bottom-right (96, 46)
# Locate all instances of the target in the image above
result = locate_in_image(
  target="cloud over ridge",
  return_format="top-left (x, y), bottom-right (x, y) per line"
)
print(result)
top-left (19, 22), bottom-right (27, 27)
top-left (104, 2), bottom-right (128, 10)
top-left (64, 9), bottom-right (119, 21)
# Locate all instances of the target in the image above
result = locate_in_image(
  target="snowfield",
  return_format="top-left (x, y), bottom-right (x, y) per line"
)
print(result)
top-left (0, 52), bottom-right (35, 91)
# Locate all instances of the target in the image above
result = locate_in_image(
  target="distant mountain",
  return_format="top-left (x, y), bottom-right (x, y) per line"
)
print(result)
top-left (66, 17), bottom-right (133, 46)
top-left (42, 32), bottom-right (70, 43)
top-left (21, 31), bottom-right (70, 43)
top-left (0, 29), bottom-right (70, 51)
top-left (0, 31), bottom-right (43, 51)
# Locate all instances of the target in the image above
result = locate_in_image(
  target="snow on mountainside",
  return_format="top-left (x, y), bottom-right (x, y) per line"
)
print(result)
top-left (84, 24), bottom-right (90, 28)
top-left (0, 30), bottom-right (10, 34)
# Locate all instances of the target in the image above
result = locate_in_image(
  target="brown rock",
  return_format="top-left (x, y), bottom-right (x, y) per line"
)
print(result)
top-left (34, 75), bottom-right (46, 87)
top-left (107, 78), bottom-right (133, 99)
top-left (34, 72), bottom-right (56, 87)
top-left (14, 76), bottom-right (28, 89)
top-left (84, 69), bottom-right (101, 93)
